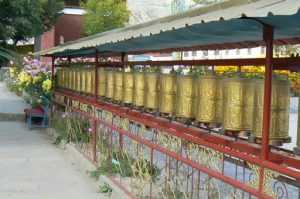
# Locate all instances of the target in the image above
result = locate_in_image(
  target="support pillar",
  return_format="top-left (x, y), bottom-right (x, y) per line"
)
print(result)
top-left (258, 24), bottom-right (274, 198)
top-left (294, 96), bottom-right (300, 155)
top-left (93, 50), bottom-right (99, 162)
top-left (50, 56), bottom-right (55, 127)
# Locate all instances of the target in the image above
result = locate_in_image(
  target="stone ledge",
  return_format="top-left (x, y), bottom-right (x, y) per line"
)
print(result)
top-left (0, 112), bottom-right (24, 122)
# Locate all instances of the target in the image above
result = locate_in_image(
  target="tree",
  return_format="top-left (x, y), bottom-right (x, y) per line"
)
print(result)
top-left (0, 0), bottom-right (64, 45)
top-left (81, 0), bottom-right (130, 36)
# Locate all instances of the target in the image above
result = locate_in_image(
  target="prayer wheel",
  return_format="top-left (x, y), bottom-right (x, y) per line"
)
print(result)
top-left (75, 69), bottom-right (81, 92)
top-left (144, 72), bottom-right (159, 109)
top-left (67, 68), bottom-right (71, 90)
top-left (63, 68), bottom-right (67, 89)
top-left (252, 79), bottom-right (290, 145)
top-left (158, 73), bottom-right (176, 115)
top-left (80, 70), bottom-right (86, 93)
top-left (195, 75), bottom-right (222, 125)
top-left (122, 72), bottom-right (134, 104)
top-left (56, 68), bottom-right (62, 88)
top-left (105, 70), bottom-right (114, 99)
top-left (85, 70), bottom-right (92, 94)
top-left (222, 78), bottom-right (255, 132)
top-left (133, 72), bottom-right (145, 107)
top-left (89, 70), bottom-right (95, 95)
top-left (175, 75), bottom-right (196, 118)
top-left (98, 68), bottom-right (106, 97)
top-left (114, 71), bottom-right (123, 101)
top-left (61, 68), bottom-right (66, 89)
top-left (71, 69), bottom-right (76, 91)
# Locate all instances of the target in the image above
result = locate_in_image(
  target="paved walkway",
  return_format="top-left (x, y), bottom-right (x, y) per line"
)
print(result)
top-left (0, 121), bottom-right (100, 199)
top-left (0, 82), bottom-right (29, 114)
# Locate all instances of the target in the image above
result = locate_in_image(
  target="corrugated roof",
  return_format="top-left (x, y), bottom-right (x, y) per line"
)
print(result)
top-left (35, 0), bottom-right (300, 57)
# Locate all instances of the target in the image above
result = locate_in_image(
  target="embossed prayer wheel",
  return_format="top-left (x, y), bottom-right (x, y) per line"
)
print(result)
top-left (144, 72), bottom-right (159, 109)
top-left (98, 68), bottom-right (106, 97)
top-left (80, 70), bottom-right (86, 93)
top-left (113, 71), bottom-right (123, 102)
top-left (85, 70), bottom-right (92, 94)
top-left (252, 79), bottom-right (290, 145)
top-left (67, 69), bottom-right (72, 90)
top-left (222, 78), bottom-right (255, 132)
top-left (75, 69), bottom-right (81, 92)
top-left (158, 73), bottom-right (176, 115)
top-left (56, 68), bottom-right (62, 88)
top-left (122, 72), bottom-right (133, 104)
top-left (195, 75), bottom-right (222, 125)
top-left (133, 72), bottom-right (145, 107)
top-left (91, 70), bottom-right (95, 95)
top-left (63, 68), bottom-right (67, 89)
top-left (71, 69), bottom-right (76, 91)
top-left (105, 70), bottom-right (114, 99)
top-left (61, 68), bottom-right (66, 89)
top-left (175, 75), bottom-right (196, 119)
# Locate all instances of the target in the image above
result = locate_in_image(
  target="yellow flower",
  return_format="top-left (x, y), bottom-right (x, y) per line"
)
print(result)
top-left (42, 79), bottom-right (52, 92)
top-left (33, 76), bottom-right (40, 84)
top-left (37, 99), bottom-right (42, 104)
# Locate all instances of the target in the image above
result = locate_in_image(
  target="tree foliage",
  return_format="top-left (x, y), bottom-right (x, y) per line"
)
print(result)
top-left (0, 0), bottom-right (64, 45)
top-left (81, 0), bottom-right (130, 36)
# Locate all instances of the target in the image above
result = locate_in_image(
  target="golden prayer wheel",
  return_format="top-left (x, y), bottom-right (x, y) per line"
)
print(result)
top-left (113, 71), bottom-right (123, 101)
top-left (175, 75), bottom-right (196, 118)
top-left (63, 68), bottom-right (67, 89)
top-left (90, 70), bottom-right (95, 95)
top-left (105, 70), bottom-right (114, 99)
top-left (66, 69), bottom-right (71, 90)
top-left (61, 68), bottom-right (65, 89)
top-left (133, 72), bottom-right (145, 107)
top-left (98, 68), bottom-right (106, 97)
top-left (158, 73), bottom-right (176, 115)
top-left (252, 79), bottom-right (290, 144)
top-left (75, 69), bottom-right (81, 92)
top-left (68, 69), bottom-right (73, 90)
top-left (195, 75), bottom-right (222, 125)
top-left (122, 72), bottom-right (134, 104)
top-left (80, 70), bottom-right (87, 93)
top-left (71, 69), bottom-right (76, 91)
top-left (222, 78), bottom-right (255, 131)
top-left (85, 70), bottom-right (92, 94)
top-left (144, 72), bottom-right (159, 109)
top-left (56, 68), bottom-right (61, 88)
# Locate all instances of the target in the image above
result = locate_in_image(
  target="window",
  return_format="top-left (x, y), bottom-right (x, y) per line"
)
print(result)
top-left (214, 50), bottom-right (220, 55)
top-left (203, 50), bottom-right (208, 56)
top-left (192, 51), bottom-right (197, 57)
top-left (236, 49), bottom-right (240, 55)
top-left (261, 46), bottom-right (265, 54)
top-left (183, 51), bottom-right (189, 57)
top-left (247, 48), bottom-right (252, 55)
top-left (225, 49), bottom-right (229, 55)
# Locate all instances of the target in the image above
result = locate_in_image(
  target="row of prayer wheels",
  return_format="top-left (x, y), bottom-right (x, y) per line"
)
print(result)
top-left (56, 67), bottom-right (291, 145)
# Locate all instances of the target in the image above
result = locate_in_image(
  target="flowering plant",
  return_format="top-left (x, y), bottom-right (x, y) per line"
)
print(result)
top-left (17, 57), bottom-right (53, 107)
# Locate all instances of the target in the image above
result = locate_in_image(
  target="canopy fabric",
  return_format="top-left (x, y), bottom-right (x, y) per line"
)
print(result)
top-left (35, 0), bottom-right (300, 57)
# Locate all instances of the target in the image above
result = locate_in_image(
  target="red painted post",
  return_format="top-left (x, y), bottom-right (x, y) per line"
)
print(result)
top-left (93, 50), bottom-right (99, 162)
top-left (258, 25), bottom-right (274, 198)
top-left (51, 57), bottom-right (55, 92)
top-left (119, 52), bottom-right (125, 153)
top-left (50, 56), bottom-right (55, 127)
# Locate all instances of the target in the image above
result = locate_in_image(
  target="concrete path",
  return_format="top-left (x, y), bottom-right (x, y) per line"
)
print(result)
top-left (0, 121), bottom-right (100, 199)
top-left (0, 82), bottom-right (30, 121)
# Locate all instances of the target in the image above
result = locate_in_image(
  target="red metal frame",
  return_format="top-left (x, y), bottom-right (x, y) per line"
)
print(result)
top-left (49, 24), bottom-right (300, 199)
top-left (55, 57), bottom-right (300, 70)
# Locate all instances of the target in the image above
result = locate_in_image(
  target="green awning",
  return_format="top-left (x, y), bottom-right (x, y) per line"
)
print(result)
top-left (35, 0), bottom-right (300, 57)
